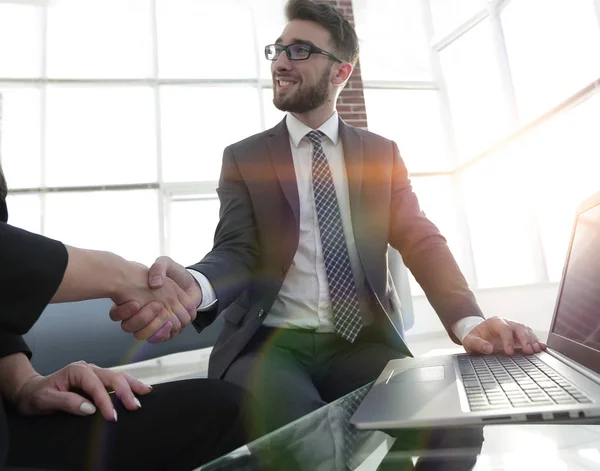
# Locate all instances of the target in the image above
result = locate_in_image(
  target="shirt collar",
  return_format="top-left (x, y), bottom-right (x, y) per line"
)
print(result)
top-left (286, 111), bottom-right (340, 148)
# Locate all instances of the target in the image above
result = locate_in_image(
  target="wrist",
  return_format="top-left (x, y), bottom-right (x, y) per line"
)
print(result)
top-left (0, 353), bottom-right (41, 406)
top-left (110, 257), bottom-right (147, 305)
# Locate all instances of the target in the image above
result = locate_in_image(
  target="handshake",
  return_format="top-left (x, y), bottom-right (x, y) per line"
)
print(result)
top-left (108, 256), bottom-right (201, 344)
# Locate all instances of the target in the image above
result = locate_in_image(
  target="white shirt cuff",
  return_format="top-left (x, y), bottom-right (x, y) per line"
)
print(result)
top-left (452, 316), bottom-right (485, 342)
top-left (187, 269), bottom-right (218, 311)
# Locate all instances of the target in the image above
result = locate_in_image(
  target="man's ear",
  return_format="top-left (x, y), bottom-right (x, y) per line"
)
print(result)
top-left (332, 62), bottom-right (354, 86)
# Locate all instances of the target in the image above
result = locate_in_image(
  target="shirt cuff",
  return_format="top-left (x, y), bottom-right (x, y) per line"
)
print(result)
top-left (187, 269), bottom-right (218, 311)
top-left (452, 316), bottom-right (485, 342)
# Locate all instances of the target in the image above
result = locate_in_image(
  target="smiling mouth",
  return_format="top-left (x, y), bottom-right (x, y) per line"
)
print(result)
top-left (276, 79), bottom-right (297, 89)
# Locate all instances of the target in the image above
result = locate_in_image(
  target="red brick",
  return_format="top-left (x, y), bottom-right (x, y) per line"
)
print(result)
top-left (336, 104), bottom-right (353, 113)
top-left (340, 89), bottom-right (363, 97)
top-left (339, 96), bottom-right (365, 104)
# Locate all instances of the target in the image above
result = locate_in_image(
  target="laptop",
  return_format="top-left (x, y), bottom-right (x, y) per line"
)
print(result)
top-left (351, 191), bottom-right (600, 430)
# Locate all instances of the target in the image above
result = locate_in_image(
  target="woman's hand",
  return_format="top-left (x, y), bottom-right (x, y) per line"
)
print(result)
top-left (14, 361), bottom-right (152, 421)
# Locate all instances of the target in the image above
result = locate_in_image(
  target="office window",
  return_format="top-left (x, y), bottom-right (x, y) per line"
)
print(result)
top-left (160, 85), bottom-right (262, 183)
top-left (262, 88), bottom-right (286, 130)
top-left (459, 146), bottom-right (541, 289)
top-left (0, 88), bottom-right (42, 189)
top-left (407, 176), bottom-right (465, 295)
top-left (4, 194), bottom-right (41, 234)
top-left (363, 89), bottom-right (451, 173)
top-left (428, 0), bottom-right (486, 38)
top-left (46, 0), bottom-right (153, 79)
top-left (167, 197), bottom-right (220, 265)
top-left (502, 0), bottom-right (600, 122)
top-left (0, 3), bottom-right (43, 78)
top-left (440, 18), bottom-right (513, 163)
top-left (44, 190), bottom-right (160, 265)
top-left (156, 0), bottom-right (256, 79)
top-left (520, 92), bottom-right (600, 282)
top-left (45, 86), bottom-right (157, 187)
top-left (353, 0), bottom-right (433, 82)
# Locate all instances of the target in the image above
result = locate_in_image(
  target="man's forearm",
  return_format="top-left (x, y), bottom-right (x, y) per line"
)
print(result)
top-left (50, 246), bottom-right (140, 304)
top-left (0, 353), bottom-right (39, 405)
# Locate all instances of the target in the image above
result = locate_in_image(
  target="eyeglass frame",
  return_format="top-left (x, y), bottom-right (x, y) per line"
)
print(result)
top-left (264, 43), bottom-right (344, 63)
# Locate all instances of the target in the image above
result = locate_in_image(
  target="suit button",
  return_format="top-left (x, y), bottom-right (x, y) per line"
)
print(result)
top-left (258, 309), bottom-right (265, 318)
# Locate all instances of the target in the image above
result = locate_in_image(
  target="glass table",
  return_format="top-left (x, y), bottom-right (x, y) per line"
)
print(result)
top-left (197, 381), bottom-right (600, 471)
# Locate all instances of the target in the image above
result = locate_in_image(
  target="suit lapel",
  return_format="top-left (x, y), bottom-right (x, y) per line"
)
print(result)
top-left (339, 118), bottom-right (364, 248)
top-left (267, 118), bottom-right (300, 228)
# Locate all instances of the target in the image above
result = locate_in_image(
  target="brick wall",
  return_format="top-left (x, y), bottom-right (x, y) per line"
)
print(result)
top-left (321, 0), bottom-right (368, 129)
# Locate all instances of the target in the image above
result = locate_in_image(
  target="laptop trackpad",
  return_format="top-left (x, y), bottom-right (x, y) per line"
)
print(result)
top-left (389, 366), bottom-right (445, 383)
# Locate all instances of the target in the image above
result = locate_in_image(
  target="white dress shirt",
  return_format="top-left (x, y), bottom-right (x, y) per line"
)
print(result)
top-left (188, 112), bottom-right (483, 341)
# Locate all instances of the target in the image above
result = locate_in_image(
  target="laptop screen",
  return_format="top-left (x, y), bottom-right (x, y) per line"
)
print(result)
top-left (551, 202), bottom-right (600, 354)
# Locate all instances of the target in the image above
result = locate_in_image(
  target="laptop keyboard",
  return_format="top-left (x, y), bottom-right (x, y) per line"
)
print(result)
top-left (457, 354), bottom-right (593, 411)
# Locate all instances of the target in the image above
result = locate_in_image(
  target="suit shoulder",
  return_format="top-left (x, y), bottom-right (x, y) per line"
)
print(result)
top-left (225, 125), bottom-right (280, 158)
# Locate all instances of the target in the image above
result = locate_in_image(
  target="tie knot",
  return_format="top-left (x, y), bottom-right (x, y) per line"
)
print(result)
top-left (306, 130), bottom-right (325, 147)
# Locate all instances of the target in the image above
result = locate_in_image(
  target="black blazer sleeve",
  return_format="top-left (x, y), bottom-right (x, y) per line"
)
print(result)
top-left (0, 221), bottom-right (68, 338)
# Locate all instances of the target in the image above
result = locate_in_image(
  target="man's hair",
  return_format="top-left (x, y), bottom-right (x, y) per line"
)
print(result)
top-left (0, 164), bottom-right (6, 201)
top-left (285, 0), bottom-right (359, 66)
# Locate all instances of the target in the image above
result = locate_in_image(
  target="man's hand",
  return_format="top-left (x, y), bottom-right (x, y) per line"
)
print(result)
top-left (109, 257), bottom-right (202, 343)
top-left (462, 317), bottom-right (547, 355)
top-left (107, 259), bottom-right (198, 342)
top-left (14, 361), bottom-right (152, 421)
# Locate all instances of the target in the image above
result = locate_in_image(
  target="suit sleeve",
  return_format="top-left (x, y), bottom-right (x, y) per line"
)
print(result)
top-left (189, 146), bottom-right (259, 327)
top-left (387, 141), bottom-right (483, 343)
top-left (0, 222), bottom-right (68, 337)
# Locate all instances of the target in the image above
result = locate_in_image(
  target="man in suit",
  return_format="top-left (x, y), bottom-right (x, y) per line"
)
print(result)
top-left (113, 0), bottom-right (545, 436)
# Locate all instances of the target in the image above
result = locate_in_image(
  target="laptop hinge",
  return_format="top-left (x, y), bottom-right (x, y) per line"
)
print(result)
top-left (546, 348), bottom-right (600, 385)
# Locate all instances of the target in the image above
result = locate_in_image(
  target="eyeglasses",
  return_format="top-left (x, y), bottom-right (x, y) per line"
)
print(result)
top-left (265, 43), bottom-right (343, 63)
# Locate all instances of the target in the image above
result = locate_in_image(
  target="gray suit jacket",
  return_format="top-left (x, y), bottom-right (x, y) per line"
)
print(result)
top-left (191, 118), bottom-right (483, 379)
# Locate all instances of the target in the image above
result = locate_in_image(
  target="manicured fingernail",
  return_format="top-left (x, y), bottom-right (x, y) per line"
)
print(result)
top-left (150, 276), bottom-right (162, 287)
top-left (113, 409), bottom-right (118, 422)
top-left (80, 402), bottom-right (96, 415)
top-left (483, 344), bottom-right (493, 354)
top-left (134, 397), bottom-right (142, 409)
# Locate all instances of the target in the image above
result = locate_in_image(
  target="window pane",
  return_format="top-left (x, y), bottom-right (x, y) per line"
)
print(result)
top-left (520, 92), bottom-right (600, 282)
top-left (428, 0), bottom-right (486, 37)
top-left (363, 89), bottom-right (451, 172)
top-left (167, 197), bottom-right (219, 266)
top-left (440, 18), bottom-right (512, 163)
top-left (502, 0), bottom-right (600, 122)
top-left (0, 4), bottom-right (43, 78)
top-left (157, 0), bottom-right (256, 79)
top-left (44, 190), bottom-right (160, 264)
top-left (407, 176), bottom-right (465, 295)
top-left (4, 193), bottom-right (41, 234)
top-left (255, 0), bottom-right (288, 80)
top-left (262, 88), bottom-right (286, 130)
top-left (160, 86), bottom-right (262, 182)
top-left (46, 0), bottom-right (153, 79)
top-left (354, 0), bottom-right (433, 81)
top-left (45, 86), bottom-right (157, 187)
top-left (459, 147), bottom-right (540, 289)
top-left (0, 88), bottom-right (41, 189)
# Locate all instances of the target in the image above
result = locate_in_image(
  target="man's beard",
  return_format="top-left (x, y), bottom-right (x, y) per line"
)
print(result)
top-left (273, 65), bottom-right (331, 113)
